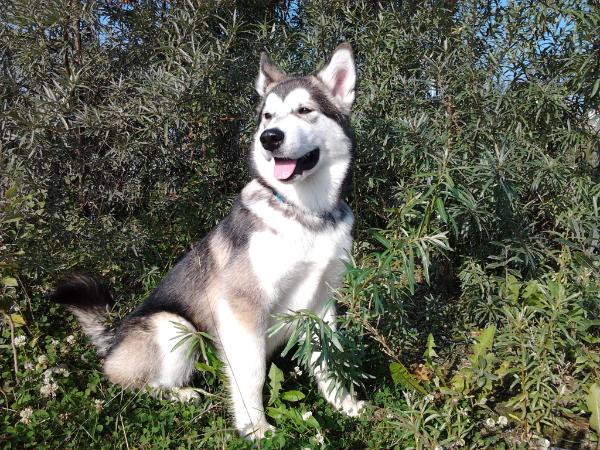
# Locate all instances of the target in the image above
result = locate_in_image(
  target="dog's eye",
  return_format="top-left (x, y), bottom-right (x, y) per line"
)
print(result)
top-left (298, 107), bottom-right (313, 114)
top-left (264, 112), bottom-right (272, 120)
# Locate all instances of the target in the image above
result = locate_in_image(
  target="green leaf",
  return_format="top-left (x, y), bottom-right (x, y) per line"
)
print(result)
top-left (2, 277), bottom-right (18, 287)
top-left (10, 314), bottom-right (26, 327)
top-left (591, 78), bottom-right (600, 98)
top-left (424, 333), bottom-right (438, 363)
top-left (195, 362), bottom-right (216, 375)
top-left (389, 362), bottom-right (427, 394)
top-left (266, 405), bottom-right (286, 420)
top-left (281, 390), bottom-right (305, 402)
top-left (305, 415), bottom-right (320, 429)
top-left (504, 275), bottom-right (520, 304)
top-left (268, 363), bottom-right (284, 405)
top-left (451, 368), bottom-right (470, 392)
top-left (434, 197), bottom-right (448, 223)
top-left (587, 383), bottom-right (600, 433)
top-left (371, 230), bottom-right (391, 249)
top-left (472, 325), bottom-right (495, 361)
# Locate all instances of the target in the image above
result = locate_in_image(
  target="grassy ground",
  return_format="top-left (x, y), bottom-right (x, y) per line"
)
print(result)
top-left (1, 252), bottom-right (599, 449)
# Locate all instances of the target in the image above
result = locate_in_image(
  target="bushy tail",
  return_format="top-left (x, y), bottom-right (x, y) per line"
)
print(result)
top-left (52, 273), bottom-right (115, 356)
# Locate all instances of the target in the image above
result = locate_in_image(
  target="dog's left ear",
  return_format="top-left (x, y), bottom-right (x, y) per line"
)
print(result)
top-left (316, 43), bottom-right (356, 114)
top-left (256, 53), bottom-right (286, 97)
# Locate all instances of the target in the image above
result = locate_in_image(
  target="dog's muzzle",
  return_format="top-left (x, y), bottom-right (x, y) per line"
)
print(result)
top-left (260, 128), bottom-right (284, 152)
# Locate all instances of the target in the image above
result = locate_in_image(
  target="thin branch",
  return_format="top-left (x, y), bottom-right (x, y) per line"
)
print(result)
top-left (4, 312), bottom-right (19, 385)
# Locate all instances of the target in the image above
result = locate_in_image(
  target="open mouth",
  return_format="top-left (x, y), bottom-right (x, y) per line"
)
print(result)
top-left (273, 148), bottom-right (320, 182)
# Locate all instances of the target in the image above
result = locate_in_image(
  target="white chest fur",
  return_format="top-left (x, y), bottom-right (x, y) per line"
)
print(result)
top-left (246, 196), bottom-right (353, 315)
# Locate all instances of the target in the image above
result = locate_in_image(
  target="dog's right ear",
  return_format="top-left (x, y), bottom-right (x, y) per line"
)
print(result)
top-left (255, 53), bottom-right (286, 97)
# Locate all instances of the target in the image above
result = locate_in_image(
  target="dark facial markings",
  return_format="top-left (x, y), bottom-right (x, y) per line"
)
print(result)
top-left (256, 76), bottom-right (348, 127)
top-left (261, 99), bottom-right (317, 124)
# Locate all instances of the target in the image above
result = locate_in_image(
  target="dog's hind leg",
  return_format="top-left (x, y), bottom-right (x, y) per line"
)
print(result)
top-left (149, 312), bottom-right (197, 388)
top-left (104, 312), bottom-right (197, 400)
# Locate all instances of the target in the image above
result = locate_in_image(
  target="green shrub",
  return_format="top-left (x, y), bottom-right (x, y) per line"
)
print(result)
top-left (1, 0), bottom-right (599, 448)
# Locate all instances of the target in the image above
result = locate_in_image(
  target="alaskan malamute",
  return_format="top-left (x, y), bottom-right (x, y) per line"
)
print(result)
top-left (54, 43), bottom-right (363, 439)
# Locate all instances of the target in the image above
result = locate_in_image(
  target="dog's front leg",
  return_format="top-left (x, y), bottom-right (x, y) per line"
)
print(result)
top-left (312, 303), bottom-right (365, 417)
top-left (217, 303), bottom-right (273, 440)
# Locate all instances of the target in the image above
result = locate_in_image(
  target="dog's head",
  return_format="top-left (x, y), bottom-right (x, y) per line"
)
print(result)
top-left (251, 44), bottom-right (356, 213)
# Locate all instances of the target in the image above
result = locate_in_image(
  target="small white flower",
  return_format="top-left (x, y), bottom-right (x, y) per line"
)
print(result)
top-left (456, 439), bottom-right (465, 446)
top-left (424, 394), bottom-right (434, 403)
top-left (40, 381), bottom-right (59, 398)
top-left (485, 418), bottom-right (496, 428)
top-left (293, 366), bottom-right (303, 377)
top-left (434, 446), bottom-right (443, 450)
top-left (43, 369), bottom-right (54, 382)
top-left (43, 367), bottom-right (69, 381)
top-left (14, 335), bottom-right (26, 348)
top-left (315, 431), bottom-right (324, 445)
top-left (19, 407), bottom-right (33, 425)
top-left (24, 361), bottom-right (34, 371)
top-left (66, 335), bottom-right (76, 345)
top-left (49, 338), bottom-right (59, 348)
top-left (55, 367), bottom-right (70, 377)
top-left (302, 411), bottom-right (313, 421)
top-left (538, 438), bottom-right (550, 449)
top-left (479, 397), bottom-right (488, 405)
top-left (94, 399), bottom-right (105, 412)
top-left (497, 415), bottom-right (508, 427)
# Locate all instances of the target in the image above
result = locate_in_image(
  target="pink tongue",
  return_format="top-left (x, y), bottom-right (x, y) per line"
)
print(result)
top-left (274, 158), bottom-right (297, 180)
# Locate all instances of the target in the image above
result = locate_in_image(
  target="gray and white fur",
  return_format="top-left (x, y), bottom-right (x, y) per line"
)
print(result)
top-left (53, 43), bottom-right (363, 439)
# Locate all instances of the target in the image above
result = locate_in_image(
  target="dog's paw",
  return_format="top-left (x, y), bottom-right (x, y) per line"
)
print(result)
top-left (241, 421), bottom-right (275, 440)
top-left (338, 396), bottom-right (365, 417)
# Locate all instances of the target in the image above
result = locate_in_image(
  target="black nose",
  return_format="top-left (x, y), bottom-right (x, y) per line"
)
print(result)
top-left (260, 128), bottom-right (284, 151)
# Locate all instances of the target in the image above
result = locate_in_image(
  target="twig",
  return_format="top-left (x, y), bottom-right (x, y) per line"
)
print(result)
top-left (0, 387), bottom-right (11, 412)
top-left (16, 274), bottom-right (35, 322)
top-left (4, 312), bottom-right (19, 385)
top-left (119, 414), bottom-right (130, 450)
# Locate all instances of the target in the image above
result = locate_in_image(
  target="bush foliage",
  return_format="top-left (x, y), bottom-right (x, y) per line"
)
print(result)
top-left (1, 0), bottom-right (599, 448)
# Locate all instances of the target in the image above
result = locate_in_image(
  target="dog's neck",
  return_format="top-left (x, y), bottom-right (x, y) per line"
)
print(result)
top-left (257, 159), bottom-right (350, 215)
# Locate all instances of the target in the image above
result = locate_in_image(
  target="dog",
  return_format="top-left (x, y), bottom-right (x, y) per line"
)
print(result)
top-left (53, 43), bottom-right (363, 439)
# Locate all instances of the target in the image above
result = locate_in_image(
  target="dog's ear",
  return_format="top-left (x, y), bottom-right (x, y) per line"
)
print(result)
top-left (256, 53), bottom-right (286, 97)
top-left (316, 43), bottom-right (356, 114)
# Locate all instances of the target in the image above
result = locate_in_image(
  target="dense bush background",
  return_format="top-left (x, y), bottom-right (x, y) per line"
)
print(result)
top-left (1, 0), bottom-right (599, 448)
